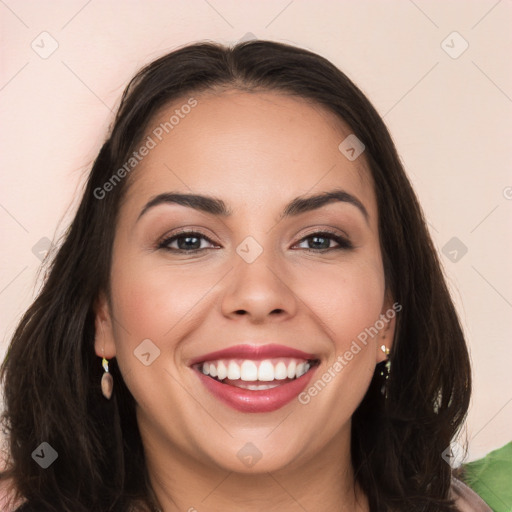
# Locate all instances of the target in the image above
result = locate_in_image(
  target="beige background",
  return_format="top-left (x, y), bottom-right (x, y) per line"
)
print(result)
top-left (1, 0), bottom-right (511, 463)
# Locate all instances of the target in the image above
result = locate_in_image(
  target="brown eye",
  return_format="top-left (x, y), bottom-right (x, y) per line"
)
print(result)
top-left (294, 231), bottom-right (353, 252)
top-left (158, 231), bottom-right (218, 253)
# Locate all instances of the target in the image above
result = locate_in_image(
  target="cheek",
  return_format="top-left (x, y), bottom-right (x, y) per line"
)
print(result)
top-left (106, 257), bottom-right (222, 413)
top-left (110, 258), bottom-right (220, 344)
top-left (297, 255), bottom-right (386, 346)
top-left (284, 256), bottom-right (385, 458)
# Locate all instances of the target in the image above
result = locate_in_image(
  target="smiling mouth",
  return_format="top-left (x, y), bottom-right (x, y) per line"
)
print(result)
top-left (193, 357), bottom-right (320, 390)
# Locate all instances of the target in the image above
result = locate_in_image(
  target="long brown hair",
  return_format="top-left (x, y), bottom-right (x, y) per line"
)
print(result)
top-left (0, 39), bottom-right (471, 511)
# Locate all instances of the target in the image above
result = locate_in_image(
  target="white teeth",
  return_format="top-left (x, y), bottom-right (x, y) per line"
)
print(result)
top-left (240, 360), bottom-right (258, 381)
top-left (274, 362), bottom-right (288, 380)
top-left (216, 361), bottom-right (227, 380)
top-left (287, 361), bottom-right (296, 379)
top-left (257, 360), bottom-right (275, 381)
top-left (236, 382), bottom-right (282, 390)
top-left (200, 357), bottom-right (315, 383)
top-left (227, 361), bottom-right (241, 380)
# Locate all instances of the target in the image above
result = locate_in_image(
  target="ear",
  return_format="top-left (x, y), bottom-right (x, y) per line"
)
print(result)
top-left (93, 291), bottom-right (117, 359)
top-left (375, 290), bottom-right (399, 364)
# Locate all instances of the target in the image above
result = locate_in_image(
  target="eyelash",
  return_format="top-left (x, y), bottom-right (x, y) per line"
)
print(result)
top-left (157, 229), bottom-right (353, 254)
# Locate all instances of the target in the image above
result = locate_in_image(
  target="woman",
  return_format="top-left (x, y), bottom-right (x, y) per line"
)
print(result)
top-left (0, 39), bottom-right (491, 511)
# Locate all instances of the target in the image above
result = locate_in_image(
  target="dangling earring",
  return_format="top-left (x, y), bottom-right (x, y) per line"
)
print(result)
top-left (380, 344), bottom-right (391, 398)
top-left (101, 357), bottom-right (114, 399)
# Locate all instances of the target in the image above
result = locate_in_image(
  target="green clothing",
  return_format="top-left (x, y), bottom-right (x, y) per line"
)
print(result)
top-left (462, 442), bottom-right (512, 512)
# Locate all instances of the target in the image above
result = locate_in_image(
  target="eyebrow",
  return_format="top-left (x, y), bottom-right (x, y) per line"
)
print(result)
top-left (137, 188), bottom-right (369, 224)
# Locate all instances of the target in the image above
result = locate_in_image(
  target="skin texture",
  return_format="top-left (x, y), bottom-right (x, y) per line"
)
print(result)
top-left (94, 90), bottom-right (396, 512)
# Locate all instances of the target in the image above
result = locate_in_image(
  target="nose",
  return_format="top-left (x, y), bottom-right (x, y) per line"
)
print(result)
top-left (220, 250), bottom-right (298, 324)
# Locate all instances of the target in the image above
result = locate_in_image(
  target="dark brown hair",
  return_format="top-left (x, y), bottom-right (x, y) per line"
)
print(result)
top-left (0, 39), bottom-right (471, 511)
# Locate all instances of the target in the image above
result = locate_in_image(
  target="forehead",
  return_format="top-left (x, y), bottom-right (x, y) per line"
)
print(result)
top-left (122, 90), bottom-right (376, 221)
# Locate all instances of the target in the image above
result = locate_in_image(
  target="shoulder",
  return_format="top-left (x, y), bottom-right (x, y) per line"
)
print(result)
top-left (450, 477), bottom-right (492, 512)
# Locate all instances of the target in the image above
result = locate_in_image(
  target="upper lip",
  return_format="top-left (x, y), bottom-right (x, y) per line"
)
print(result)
top-left (189, 343), bottom-right (318, 366)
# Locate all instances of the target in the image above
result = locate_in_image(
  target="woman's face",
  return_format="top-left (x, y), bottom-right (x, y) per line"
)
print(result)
top-left (95, 90), bottom-right (395, 473)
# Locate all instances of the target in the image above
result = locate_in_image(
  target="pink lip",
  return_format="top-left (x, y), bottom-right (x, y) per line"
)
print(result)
top-left (194, 364), bottom-right (318, 413)
top-left (189, 343), bottom-right (317, 365)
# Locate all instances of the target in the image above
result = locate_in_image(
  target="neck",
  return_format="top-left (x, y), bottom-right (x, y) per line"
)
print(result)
top-left (140, 415), bottom-right (369, 512)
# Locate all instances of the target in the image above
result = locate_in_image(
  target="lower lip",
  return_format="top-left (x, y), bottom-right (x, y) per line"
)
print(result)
top-left (194, 365), bottom-right (317, 413)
